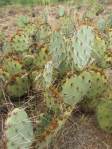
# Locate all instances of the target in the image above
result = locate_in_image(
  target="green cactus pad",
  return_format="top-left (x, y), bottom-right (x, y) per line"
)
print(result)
top-left (99, 52), bottom-right (112, 69)
top-left (60, 16), bottom-right (75, 37)
top-left (11, 33), bottom-right (30, 53)
top-left (93, 36), bottom-right (106, 57)
top-left (86, 71), bottom-right (107, 99)
top-left (49, 32), bottom-right (66, 69)
top-left (96, 100), bottom-right (112, 133)
top-left (61, 71), bottom-right (92, 106)
top-left (72, 25), bottom-right (95, 70)
top-left (12, 24), bottom-right (37, 53)
top-left (107, 13), bottom-right (112, 28)
top-left (17, 16), bottom-right (30, 28)
top-left (58, 6), bottom-right (65, 17)
top-left (35, 48), bottom-right (49, 68)
top-left (22, 55), bottom-right (35, 69)
top-left (97, 17), bottom-right (106, 32)
top-left (36, 24), bottom-right (50, 42)
top-left (24, 24), bottom-right (37, 36)
top-left (108, 30), bottom-right (112, 49)
top-left (5, 108), bottom-right (34, 149)
top-left (84, 3), bottom-right (103, 19)
top-left (6, 74), bottom-right (30, 98)
top-left (92, 36), bottom-right (111, 68)
top-left (3, 58), bottom-right (23, 76)
top-left (62, 70), bottom-right (107, 106)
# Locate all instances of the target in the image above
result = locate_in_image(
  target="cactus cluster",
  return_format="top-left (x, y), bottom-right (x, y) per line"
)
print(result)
top-left (1, 4), bottom-right (112, 148)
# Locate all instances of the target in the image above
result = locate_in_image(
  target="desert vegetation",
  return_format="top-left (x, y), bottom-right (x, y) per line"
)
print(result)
top-left (0, 0), bottom-right (112, 149)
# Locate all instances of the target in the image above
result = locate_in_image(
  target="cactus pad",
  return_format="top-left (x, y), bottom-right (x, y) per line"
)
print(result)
top-left (49, 32), bottom-right (66, 69)
top-left (86, 71), bottom-right (107, 99)
top-left (5, 108), bottom-right (34, 149)
top-left (3, 58), bottom-right (23, 76)
top-left (11, 33), bottom-right (30, 53)
top-left (62, 70), bottom-right (107, 106)
top-left (72, 25), bottom-right (95, 70)
top-left (60, 16), bottom-right (75, 37)
top-left (61, 71), bottom-right (92, 106)
top-left (6, 74), bottom-right (30, 98)
top-left (22, 55), bottom-right (35, 70)
top-left (96, 100), bottom-right (112, 133)
top-left (97, 17), bottom-right (106, 32)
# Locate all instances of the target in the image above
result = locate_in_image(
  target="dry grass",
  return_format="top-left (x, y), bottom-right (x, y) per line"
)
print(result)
top-left (50, 112), bottom-right (112, 149)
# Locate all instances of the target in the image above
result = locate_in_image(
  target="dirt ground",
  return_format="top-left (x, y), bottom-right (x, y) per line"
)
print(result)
top-left (0, 4), bottom-right (112, 149)
top-left (50, 112), bottom-right (112, 149)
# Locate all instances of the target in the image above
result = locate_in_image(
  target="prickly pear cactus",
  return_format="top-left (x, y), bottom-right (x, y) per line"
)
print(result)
top-left (1, 8), bottom-right (112, 149)
top-left (86, 71), bottom-right (107, 99)
top-left (72, 25), bottom-right (95, 70)
top-left (84, 2), bottom-right (103, 19)
top-left (107, 13), bottom-right (112, 28)
top-left (100, 52), bottom-right (112, 68)
top-left (3, 57), bottom-right (23, 76)
top-left (97, 17), bottom-right (106, 32)
top-left (36, 24), bottom-right (51, 42)
top-left (92, 36), bottom-right (107, 67)
top-left (5, 108), bottom-right (34, 149)
top-left (22, 54), bottom-right (35, 70)
top-left (6, 74), bottom-right (30, 98)
top-left (49, 32), bottom-right (66, 69)
top-left (96, 100), bottom-right (112, 133)
top-left (58, 6), bottom-right (65, 17)
top-left (93, 34), bottom-right (112, 68)
top-left (35, 48), bottom-right (49, 68)
top-left (10, 24), bottom-right (36, 53)
top-left (23, 24), bottom-right (37, 37)
top-left (92, 36), bottom-right (112, 68)
top-left (11, 33), bottom-right (30, 53)
top-left (17, 16), bottom-right (30, 28)
top-left (62, 70), bottom-right (107, 106)
top-left (60, 16), bottom-right (75, 37)
top-left (61, 71), bottom-right (92, 106)
top-left (107, 30), bottom-right (112, 49)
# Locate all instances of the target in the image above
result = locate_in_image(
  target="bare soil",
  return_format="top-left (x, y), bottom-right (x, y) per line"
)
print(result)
top-left (50, 112), bottom-right (112, 149)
